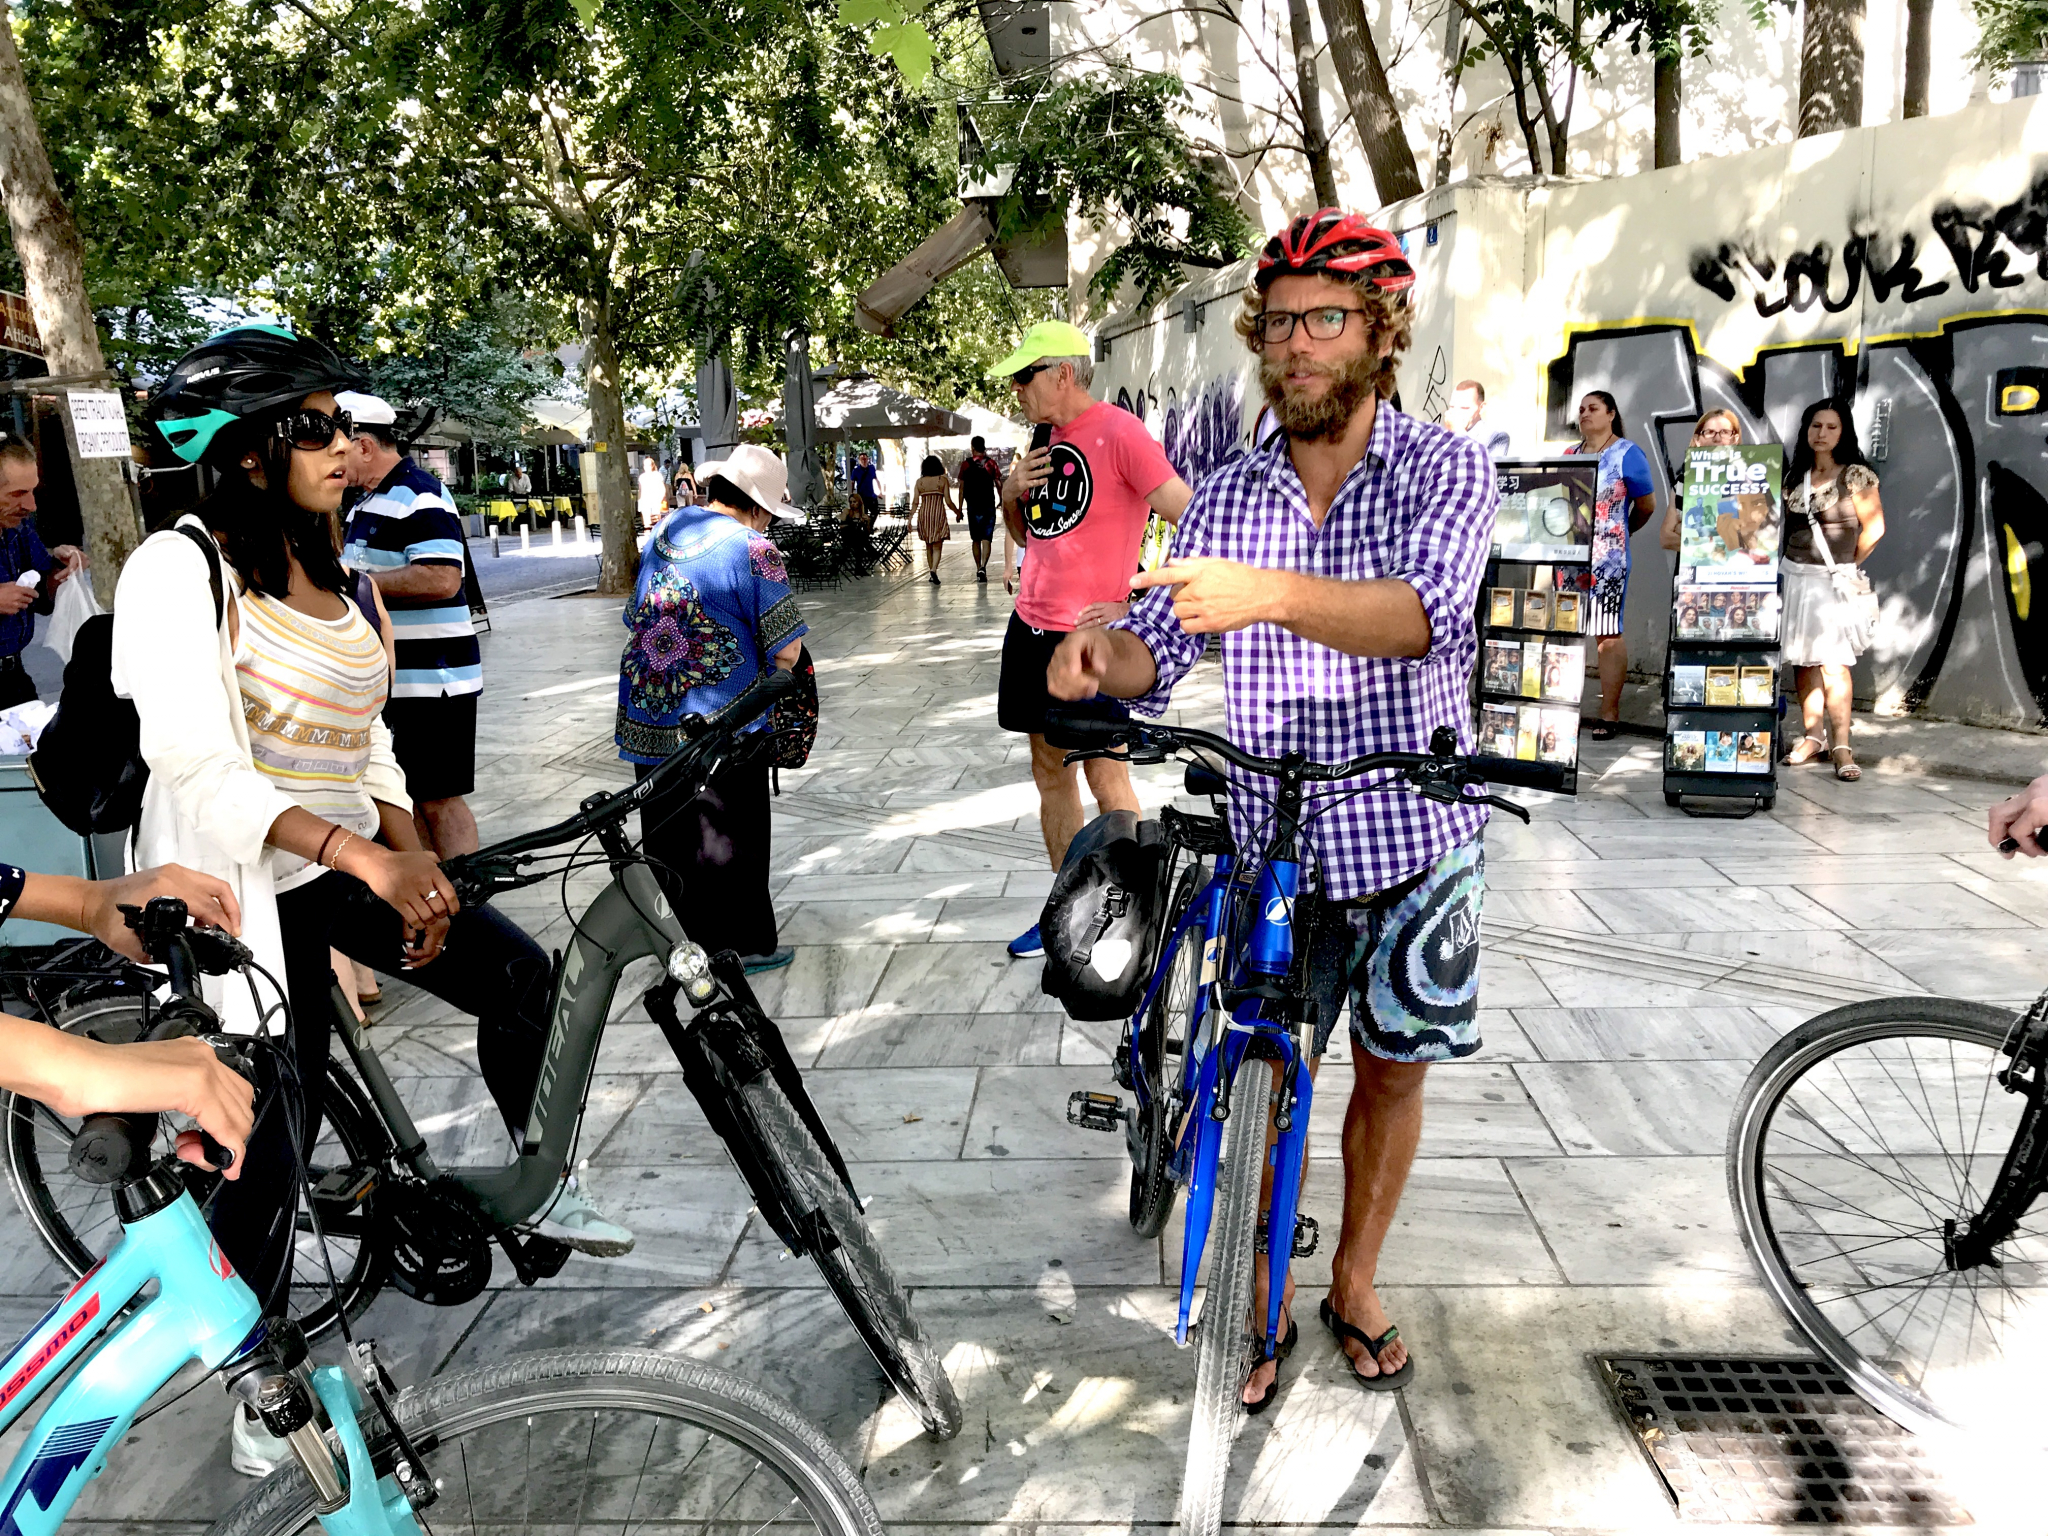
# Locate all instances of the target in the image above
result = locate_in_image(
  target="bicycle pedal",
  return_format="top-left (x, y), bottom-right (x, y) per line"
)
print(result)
top-left (1067, 1090), bottom-right (1126, 1133)
top-left (1292, 1214), bottom-right (1320, 1258)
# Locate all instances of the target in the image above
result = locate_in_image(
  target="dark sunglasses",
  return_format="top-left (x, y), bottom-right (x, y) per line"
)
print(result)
top-left (1011, 362), bottom-right (1055, 386)
top-left (272, 409), bottom-right (354, 450)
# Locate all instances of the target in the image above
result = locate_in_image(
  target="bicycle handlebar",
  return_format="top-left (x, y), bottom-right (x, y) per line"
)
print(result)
top-left (444, 666), bottom-right (796, 902)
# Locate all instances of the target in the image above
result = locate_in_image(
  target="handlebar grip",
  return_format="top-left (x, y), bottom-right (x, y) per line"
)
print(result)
top-left (699, 667), bottom-right (795, 738)
top-left (1466, 757), bottom-right (1563, 791)
top-left (69, 1113), bottom-right (157, 1186)
top-left (196, 1131), bottom-right (235, 1172)
top-left (1043, 708), bottom-right (1131, 744)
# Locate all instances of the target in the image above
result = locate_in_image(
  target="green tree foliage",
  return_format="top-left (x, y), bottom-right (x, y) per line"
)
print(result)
top-left (1967, 0), bottom-right (2048, 69)
top-left (363, 301), bottom-right (566, 441)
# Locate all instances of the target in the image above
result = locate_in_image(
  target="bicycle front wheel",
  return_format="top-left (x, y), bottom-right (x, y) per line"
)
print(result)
top-left (206, 1348), bottom-right (882, 1536)
top-left (1729, 997), bottom-right (2048, 1436)
top-left (1181, 1056), bottom-right (1270, 1536)
top-left (737, 1075), bottom-right (963, 1440)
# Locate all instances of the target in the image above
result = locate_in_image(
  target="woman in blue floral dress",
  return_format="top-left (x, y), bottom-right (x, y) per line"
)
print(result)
top-left (616, 445), bottom-right (808, 971)
top-left (1560, 391), bottom-right (1659, 738)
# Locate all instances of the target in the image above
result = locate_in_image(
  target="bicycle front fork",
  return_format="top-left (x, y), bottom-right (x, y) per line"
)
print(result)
top-left (1174, 1024), bottom-right (1315, 1352)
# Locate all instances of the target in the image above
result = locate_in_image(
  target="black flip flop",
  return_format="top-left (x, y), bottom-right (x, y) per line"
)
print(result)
top-left (1320, 1298), bottom-right (1415, 1392)
top-left (1242, 1317), bottom-right (1300, 1417)
top-left (1588, 720), bottom-right (1621, 741)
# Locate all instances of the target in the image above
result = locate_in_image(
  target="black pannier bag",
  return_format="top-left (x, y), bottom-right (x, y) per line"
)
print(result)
top-left (1039, 810), bottom-right (1170, 1021)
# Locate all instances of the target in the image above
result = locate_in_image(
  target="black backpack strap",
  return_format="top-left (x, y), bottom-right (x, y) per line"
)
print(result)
top-left (172, 521), bottom-right (225, 631)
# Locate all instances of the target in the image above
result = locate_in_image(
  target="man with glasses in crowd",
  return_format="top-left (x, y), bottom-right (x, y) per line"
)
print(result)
top-left (1046, 211), bottom-right (1497, 1407)
top-left (994, 320), bottom-right (1191, 959)
top-left (338, 391), bottom-right (482, 858)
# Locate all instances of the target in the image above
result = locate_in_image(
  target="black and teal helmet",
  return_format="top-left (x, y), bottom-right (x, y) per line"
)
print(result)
top-left (146, 323), bottom-right (370, 465)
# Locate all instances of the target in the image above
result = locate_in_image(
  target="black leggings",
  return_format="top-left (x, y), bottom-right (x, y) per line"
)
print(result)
top-left (635, 750), bottom-right (777, 959)
top-left (207, 870), bottom-right (552, 1316)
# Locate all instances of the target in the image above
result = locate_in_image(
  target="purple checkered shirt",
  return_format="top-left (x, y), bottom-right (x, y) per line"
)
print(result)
top-left (1115, 402), bottom-right (1497, 900)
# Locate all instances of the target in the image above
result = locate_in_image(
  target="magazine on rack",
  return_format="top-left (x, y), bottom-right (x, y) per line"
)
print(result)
top-left (1483, 639), bottom-right (1523, 694)
top-left (1553, 592), bottom-right (1581, 633)
top-left (1522, 591), bottom-right (1551, 632)
top-left (1516, 704), bottom-right (1542, 760)
top-left (1705, 730), bottom-right (1739, 771)
top-left (1493, 461), bottom-right (1598, 561)
top-left (1519, 641), bottom-right (1544, 698)
top-left (1705, 665), bottom-right (1739, 706)
top-left (1669, 730), bottom-right (1707, 772)
top-left (1739, 666), bottom-right (1774, 706)
top-left (1478, 703), bottom-right (1519, 756)
top-left (1670, 664), bottom-right (1706, 706)
top-left (1489, 587), bottom-right (1519, 627)
top-left (1541, 642), bottom-right (1583, 703)
top-left (1539, 707), bottom-right (1579, 765)
top-left (1679, 444), bottom-right (1783, 586)
top-left (1736, 729), bottom-right (1772, 774)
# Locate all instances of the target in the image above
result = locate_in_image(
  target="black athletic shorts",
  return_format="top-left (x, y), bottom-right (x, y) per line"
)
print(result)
top-left (997, 611), bottom-right (1130, 742)
top-left (383, 693), bottom-right (478, 802)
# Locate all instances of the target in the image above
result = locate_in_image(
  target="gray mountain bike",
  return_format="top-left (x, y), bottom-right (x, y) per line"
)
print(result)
top-left (6, 670), bottom-right (963, 1441)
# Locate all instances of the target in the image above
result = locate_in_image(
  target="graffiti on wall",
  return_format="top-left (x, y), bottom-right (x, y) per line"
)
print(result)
top-left (1116, 371), bottom-right (1249, 486)
top-left (1547, 311), bottom-right (2048, 725)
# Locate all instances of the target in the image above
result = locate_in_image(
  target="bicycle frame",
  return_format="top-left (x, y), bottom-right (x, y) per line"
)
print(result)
top-left (0, 1188), bottom-right (259, 1536)
top-left (329, 860), bottom-right (688, 1228)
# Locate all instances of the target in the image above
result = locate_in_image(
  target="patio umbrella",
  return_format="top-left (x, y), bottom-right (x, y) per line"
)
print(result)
top-left (784, 329), bottom-right (823, 506)
top-left (697, 346), bottom-right (738, 459)
top-left (813, 374), bottom-right (973, 441)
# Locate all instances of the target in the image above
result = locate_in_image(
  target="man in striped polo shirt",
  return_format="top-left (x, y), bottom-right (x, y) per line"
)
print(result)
top-left (338, 392), bottom-right (482, 856)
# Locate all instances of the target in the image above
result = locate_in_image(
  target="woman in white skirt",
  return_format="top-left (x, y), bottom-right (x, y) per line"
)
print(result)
top-left (1779, 400), bottom-right (1885, 781)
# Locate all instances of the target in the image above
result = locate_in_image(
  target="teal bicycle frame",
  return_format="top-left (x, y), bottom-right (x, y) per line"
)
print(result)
top-left (0, 1179), bottom-right (418, 1536)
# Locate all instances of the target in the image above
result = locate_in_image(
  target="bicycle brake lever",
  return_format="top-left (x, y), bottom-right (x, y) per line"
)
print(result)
top-left (1475, 792), bottom-right (1532, 824)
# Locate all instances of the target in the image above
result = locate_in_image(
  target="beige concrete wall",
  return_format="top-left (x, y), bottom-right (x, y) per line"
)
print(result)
top-left (1092, 93), bottom-right (2048, 728)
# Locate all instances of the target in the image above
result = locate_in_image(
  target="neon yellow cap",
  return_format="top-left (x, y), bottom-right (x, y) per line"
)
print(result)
top-left (989, 320), bottom-right (1094, 380)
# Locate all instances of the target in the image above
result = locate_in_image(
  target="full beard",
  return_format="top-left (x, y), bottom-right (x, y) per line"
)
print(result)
top-left (1261, 350), bottom-right (1380, 441)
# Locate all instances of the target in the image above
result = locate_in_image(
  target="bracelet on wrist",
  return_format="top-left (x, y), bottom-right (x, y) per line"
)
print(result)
top-left (315, 826), bottom-right (339, 869)
top-left (326, 831), bottom-right (357, 871)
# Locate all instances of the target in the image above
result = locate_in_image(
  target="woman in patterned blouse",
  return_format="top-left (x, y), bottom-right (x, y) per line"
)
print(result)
top-left (616, 444), bottom-right (808, 971)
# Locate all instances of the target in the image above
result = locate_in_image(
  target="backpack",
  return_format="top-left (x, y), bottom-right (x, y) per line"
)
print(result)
top-left (766, 644), bottom-right (818, 770)
top-left (29, 523), bottom-right (225, 836)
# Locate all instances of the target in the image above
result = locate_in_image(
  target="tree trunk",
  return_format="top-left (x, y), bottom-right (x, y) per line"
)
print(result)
top-left (1434, 0), bottom-right (1466, 187)
top-left (1798, 0), bottom-right (1867, 137)
top-left (1653, 51), bottom-right (1681, 167)
top-left (1287, 0), bottom-right (1340, 207)
top-left (1316, 0), bottom-right (1425, 205)
top-left (0, 18), bottom-right (140, 604)
top-left (1902, 0), bottom-right (1933, 117)
top-left (584, 300), bottom-right (637, 596)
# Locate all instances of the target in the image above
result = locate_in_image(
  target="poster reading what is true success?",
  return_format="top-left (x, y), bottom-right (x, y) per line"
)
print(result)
top-left (1679, 444), bottom-right (1783, 585)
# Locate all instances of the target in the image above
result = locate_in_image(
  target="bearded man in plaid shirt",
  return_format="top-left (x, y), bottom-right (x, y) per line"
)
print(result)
top-left (1049, 210), bottom-right (1498, 1409)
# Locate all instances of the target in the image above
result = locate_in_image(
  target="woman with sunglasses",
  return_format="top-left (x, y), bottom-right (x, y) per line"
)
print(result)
top-left (129, 326), bottom-right (630, 1472)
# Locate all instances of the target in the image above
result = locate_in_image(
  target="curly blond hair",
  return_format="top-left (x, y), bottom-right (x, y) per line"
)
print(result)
top-left (1234, 272), bottom-right (1413, 401)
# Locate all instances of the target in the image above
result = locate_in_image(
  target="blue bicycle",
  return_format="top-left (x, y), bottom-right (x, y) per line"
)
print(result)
top-left (1054, 714), bottom-right (1528, 1536)
top-left (0, 899), bottom-right (881, 1536)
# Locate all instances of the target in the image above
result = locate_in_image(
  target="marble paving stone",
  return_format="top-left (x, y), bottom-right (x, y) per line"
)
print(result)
top-left (1510, 1005), bottom-right (1784, 1061)
top-left (962, 1066), bottom-right (1137, 1160)
top-left (1473, 950), bottom-right (1558, 1008)
top-left (1478, 888), bottom-right (1613, 934)
top-left (585, 1080), bottom-right (723, 1163)
top-left (744, 942), bottom-right (894, 1017)
top-left (1785, 810), bottom-right (1986, 856)
top-left (1306, 1062), bottom-right (1563, 1159)
top-left (817, 1010), bottom-right (1062, 1068)
top-left (801, 1066), bottom-right (980, 1161)
top-left (933, 896), bottom-right (1060, 944)
top-left (1506, 1156), bottom-right (1749, 1284)
top-left (1654, 928), bottom-right (1924, 989)
top-left (897, 837), bottom-right (1051, 873)
top-left (779, 870), bottom-right (1011, 903)
top-left (534, 1163), bottom-right (754, 1287)
top-left (1521, 960), bottom-right (1749, 1010)
top-left (1513, 1059), bottom-right (1752, 1155)
top-left (778, 898), bottom-right (946, 945)
top-left (726, 1161), bottom-right (1162, 1288)
top-left (1482, 856), bottom-right (1730, 892)
top-left (1476, 819), bottom-right (1595, 863)
top-left (1004, 869), bottom-right (1057, 901)
top-left (869, 942), bottom-right (1065, 1016)
top-left (770, 834), bottom-right (913, 877)
top-left (395, 1070), bottom-right (647, 1168)
top-left (1392, 1283), bottom-right (1792, 1530)
top-left (1798, 879), bottom-right (2036, 931)
top-left (1848, 928), bottom-right (2048, 999)
top-left (1574, 883), bottom-right (1846, 935)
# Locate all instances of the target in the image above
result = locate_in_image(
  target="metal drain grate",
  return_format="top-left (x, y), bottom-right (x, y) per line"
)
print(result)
top-left (1599, 1356), bottom-right (1971, 1526)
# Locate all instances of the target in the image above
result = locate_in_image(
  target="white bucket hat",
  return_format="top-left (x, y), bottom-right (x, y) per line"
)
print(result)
top-left (698, 444), bottom-right (803, 521)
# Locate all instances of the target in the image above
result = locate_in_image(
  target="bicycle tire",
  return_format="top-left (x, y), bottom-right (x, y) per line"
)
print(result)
top-left (206, 1347), bottom-right (883, 1536)
top-left (1729, 996), bottom-right (2047, 1437)
top-left (737, 1074), bottom-right (964, 1440)
top-left (1132, 864), bottom-right (1203, 1238)
top-left (3, 997), bottom-right (387, 1343)
top-left (1181, 1056), bottom-right (1270, 1536)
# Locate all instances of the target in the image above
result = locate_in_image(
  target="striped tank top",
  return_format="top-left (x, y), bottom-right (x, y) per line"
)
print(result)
top-left (235, 589), bottom-right (388, 892)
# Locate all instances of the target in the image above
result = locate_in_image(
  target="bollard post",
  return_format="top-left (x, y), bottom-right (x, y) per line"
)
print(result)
top-left (574, 515), bottom-right (588, 545)
top-left (491, 532), bottom-right (502, 558)
top-left (520, 525), bottom-right (531, 552)
top-left (552, 519), bottom-right (563, 546)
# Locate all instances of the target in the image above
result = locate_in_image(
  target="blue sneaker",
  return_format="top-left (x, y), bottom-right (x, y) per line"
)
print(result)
top-left (1008, 923), bottom-right (1044, 959)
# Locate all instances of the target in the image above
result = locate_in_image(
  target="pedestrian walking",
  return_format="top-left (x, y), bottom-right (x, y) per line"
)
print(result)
top-left (993, 319), bottom-right (1192, 960)
top-left (1660, 409), bottom-right (1743, 550)
top-left (638, 454), bottom-right (668, 528)
top-left (616, 444), bottom-right (807, 973)
top-left (959, 435), bottom-right (1003, 581)
top-left (1779, 399), bottom-right (1885, 780)
top-left (337, 391), bottom-right (483, 858)
top-left (1046, 208), bottom-right (1496, 1406)
top-left (0, 434), bottom-right (84, 708)
top-left (1443, 379), bottom-right (1512, 458)
top-left (133, 329), bottom-right (631, 1477)
top-left (849, 449), bottom-right (882, 522)
top-left (1559, 390), bottom-right (1659, 737)
top-left (672, 461), bottom-right (698, 508)
top-left (912, 454), bottom-right (958, 585)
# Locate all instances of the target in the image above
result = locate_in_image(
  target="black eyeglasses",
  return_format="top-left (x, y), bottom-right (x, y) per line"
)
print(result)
top-left (1253, 307), bottom-right (1372, 345)
top-left (1011, 362), bottom-right (1055, 386)
top-left (272, 409), bottom-right (353, 450)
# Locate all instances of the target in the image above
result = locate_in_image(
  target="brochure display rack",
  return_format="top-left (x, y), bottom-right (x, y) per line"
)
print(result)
top-left (1472, 458), bottom-right (1597, 796)
top-left (1664, 444), bottom-right (1786, 810)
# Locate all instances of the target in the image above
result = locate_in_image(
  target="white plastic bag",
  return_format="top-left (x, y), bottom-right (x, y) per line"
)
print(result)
top-left (42, 571), bottom-right (102, 667)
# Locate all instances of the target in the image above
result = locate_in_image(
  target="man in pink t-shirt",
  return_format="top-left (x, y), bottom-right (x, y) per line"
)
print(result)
top-left (992, 321), bottom-right (1193, 959)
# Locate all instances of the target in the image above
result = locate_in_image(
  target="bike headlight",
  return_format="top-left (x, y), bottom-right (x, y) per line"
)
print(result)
top-left (667, 941), bottom-right (717, 1003)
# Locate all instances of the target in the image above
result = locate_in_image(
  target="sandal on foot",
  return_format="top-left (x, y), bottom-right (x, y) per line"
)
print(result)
top-left (1242, 1316), bottom-right (1299, 1417)
top-left (1588, 720), bottom-right (1620, 741)
top-left (1320, 1298), bottom-right (1415, 1392)
top-left (1832, 746), bottom-right (1862, 781)
top-left (1781, 735), bottom-right (1827, 766)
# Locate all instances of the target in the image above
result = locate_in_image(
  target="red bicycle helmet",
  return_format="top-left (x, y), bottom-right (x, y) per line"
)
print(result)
top-left (1255, 209), bottom-right (1415, 294)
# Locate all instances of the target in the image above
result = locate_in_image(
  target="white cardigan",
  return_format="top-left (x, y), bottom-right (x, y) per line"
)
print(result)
top-left (109, 517), bottom-right (411, 1034)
